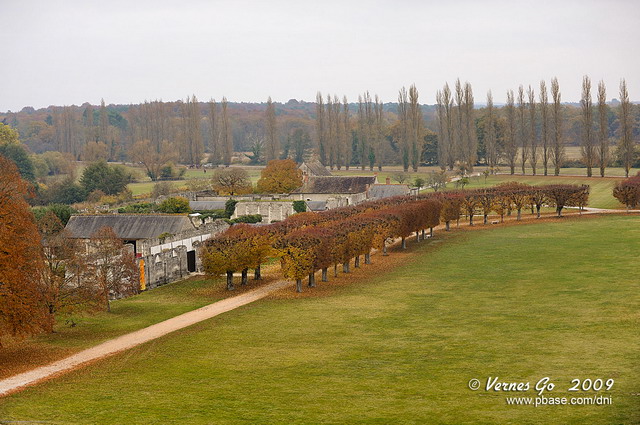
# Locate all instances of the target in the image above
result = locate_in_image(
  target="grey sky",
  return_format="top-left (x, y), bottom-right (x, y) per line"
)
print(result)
top-left (2, 0), bottom-right (639, 111)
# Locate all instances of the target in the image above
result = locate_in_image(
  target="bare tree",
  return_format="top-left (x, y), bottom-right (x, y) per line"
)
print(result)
top-left (618, 79), bottom-right (634, 177)
top-left (436, 84), bottom-right (455, 171)
top-left (221, 97), bottom-right (233, 166)
top-left (207, 99), bottom-right (220, 164)
top-left (539, 80), bottom-right (550, 175)
top-left (409, 84), bottom-right (423, 172)
top-left (325, 95), bottom-right (338, 169)
top-left (453, 79), bottom-right (464, 170)
top-left (130, 139), bottom-right (177, 181)
top-left (374, 95), bottom-right (385, 171)
top-left (517, 85), bottom-right (528, 174)
top-left (550, 77), bottom-right (564, 176)
top-left (315, 92), bottom-right (327, 165)
top-left (264, 97), bottom-right (279, 162)
top-left (527, 86), bottom-right (538, 175)
top-left (397, 87), bottom-right (410, 172)
top-left (179, 95), bottom-right (203, 166)
top-left (597, 81), bottom-right (609, 177)
top-left (211, 167), bottom-right (252, 195)
top-left (342, 96), bottom-right (351, 170)
top-left (484, 91), bottom-right (497, 172)
top-left (87, 227), bottom-right (139, 312)
top-left (462, 82), bottom-right (477, 172)
top-left (504, 90), bottom-right (517, 175)
top-left (580, 76), bottom-right (596, 177)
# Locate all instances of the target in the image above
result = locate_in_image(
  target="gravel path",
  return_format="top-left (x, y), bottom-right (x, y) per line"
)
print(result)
top-left (0, 279), bottom-right (292, 397)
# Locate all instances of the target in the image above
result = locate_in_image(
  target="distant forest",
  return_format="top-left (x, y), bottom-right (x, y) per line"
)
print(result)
top-left (1, 80), bottom-right (638, 172)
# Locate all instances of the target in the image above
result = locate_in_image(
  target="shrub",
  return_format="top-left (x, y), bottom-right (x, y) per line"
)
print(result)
top-left (293, 200), bottom-right (307, 213)
top-left (157, 197), bottom-right (191, 214)
top-left (229, 214), bottom-right (262, 224)
top-left (32, 204), bottom-right (76, 226)
top-left (152, 181), bottom-right (175, 199)
top-left (224, 199), bottom-right (238, 218)
top-left (80, 161), bottom-right (132, 195)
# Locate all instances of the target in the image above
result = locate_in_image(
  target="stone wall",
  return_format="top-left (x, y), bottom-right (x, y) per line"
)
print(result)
top-left (138, 219), bottom-right (229, 290)
top-left (231, 201), bottom-right (295, 223)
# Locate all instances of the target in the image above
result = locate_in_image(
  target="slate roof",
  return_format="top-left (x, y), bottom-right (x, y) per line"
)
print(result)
top-left (65, 215), bottom-right (194, 240)
top-left (294, 176), bottom-right (377, 194)
top-left (368, 184), bottom-right (410, 200)
top-left (190, 200), bottom-right (227, 211)
top-left (305, 201), bottom-right (327, 211)
top-left (300, 161), bottom-right (332, 176)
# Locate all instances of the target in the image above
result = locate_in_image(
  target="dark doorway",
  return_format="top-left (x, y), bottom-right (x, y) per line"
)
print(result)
top-left (187, 250), bottom-right (196, 272)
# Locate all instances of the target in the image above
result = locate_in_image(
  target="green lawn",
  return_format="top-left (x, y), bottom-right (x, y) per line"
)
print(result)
top-left (459, 174), bottom-right (624, 209)
top-left (0, 276), bottom-right (229, 380)
top-left (1, 215), bottom-right (638, 424)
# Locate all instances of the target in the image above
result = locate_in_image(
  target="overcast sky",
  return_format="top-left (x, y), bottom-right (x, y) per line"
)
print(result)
top-left (2, 0), bottom-right (639, 111)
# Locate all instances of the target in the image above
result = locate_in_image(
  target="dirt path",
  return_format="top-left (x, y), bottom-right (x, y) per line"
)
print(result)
top-left (0, 279), bottom-right (293, 398)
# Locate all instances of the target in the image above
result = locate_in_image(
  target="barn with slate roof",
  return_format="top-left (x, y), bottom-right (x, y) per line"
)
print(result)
top-left (64, 214), bottom-right (229, 289)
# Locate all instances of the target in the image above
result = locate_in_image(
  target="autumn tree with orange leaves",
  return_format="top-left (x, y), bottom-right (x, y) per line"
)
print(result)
top-left (256, 159), bottom-right (303, 193)
top-left (0, 156), bottom-right (50, 341)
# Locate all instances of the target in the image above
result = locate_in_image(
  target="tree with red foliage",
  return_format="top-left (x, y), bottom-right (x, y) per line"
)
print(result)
top-left (613, 173), bottom-right (640, 210)
top-left (545, 185), bottom-right (589, 217)
top-left (0, 156), bottom-right (50, 341)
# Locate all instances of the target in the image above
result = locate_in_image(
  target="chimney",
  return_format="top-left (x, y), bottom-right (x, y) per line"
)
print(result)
top-left (385, 177), bottom-right (391, 185)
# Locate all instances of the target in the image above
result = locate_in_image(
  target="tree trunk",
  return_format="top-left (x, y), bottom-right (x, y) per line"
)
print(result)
top-left (557, 206), bottom-right (563, 217)
top-left (241, 268), bottom-right (248, 285)
top-left (254, 265), bottom-right (261, 280)
top-left (308, 273), bottom-right (316, 287)
top-left (334, 264), bottom-right (338, 277)
top-left (536, 206), bottom-right (541, 218)
top-left (469, 215), bottom-right (474, 226)
top-left (445, 221), bottom-right (450, 231)
top-left (383, 242), bottom-right (388, 256)
top-left (322, 267), bottom-right (328, 282)
top-left (226, 271), bottom-right (234, 291)
top-left (105, 289), bottom-right (111, 313)
top-left (422, 229), bottom-right (426, 239)
top-left (416, 230), bottom-right (420, 241)
top-left (484, 214), bottom-right (488, 225)
top-left (364, 253), bottom-right (371, 264)
top-left (430, 227), bottom-right (433, 237)
top-left (343, 262), bottom-right (350, 273)
top-left (401, 237), bottom-right (406, 249)
top-left (354, 256), bottom-right (360, 268)
top-left (517, 209), bottom-right (522, 221)
top-left (296, 279), bottom-right (302, 293)
top-left (500, 213), bottom-right (504, 223)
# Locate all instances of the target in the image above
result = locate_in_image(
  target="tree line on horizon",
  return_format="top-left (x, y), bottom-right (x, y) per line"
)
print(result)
top-left (1, 78), bottom-right (638, 178)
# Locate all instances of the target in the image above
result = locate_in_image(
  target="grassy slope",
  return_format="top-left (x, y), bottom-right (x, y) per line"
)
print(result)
top-left (1, 215), bottom-right (638, 424)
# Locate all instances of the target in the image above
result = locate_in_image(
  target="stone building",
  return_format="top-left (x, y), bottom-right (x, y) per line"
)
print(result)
top-left (231, 201), bottom-right (295, 223)
top-left (64, 214), bottom-right (229, 290)
top-left (292, 176), bottom-right (378, 206)
top-left (299, 160), bottom-right (332, 177)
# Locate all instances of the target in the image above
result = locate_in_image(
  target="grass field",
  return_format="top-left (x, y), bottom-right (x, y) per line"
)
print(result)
top-left (0, 276), bottom-right (240, 380)
top-left (1, 215), bottom-right (638, 424)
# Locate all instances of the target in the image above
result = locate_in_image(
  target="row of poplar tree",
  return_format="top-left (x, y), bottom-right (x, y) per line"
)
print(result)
top-left (436, 77), bottom-right (636, 177)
